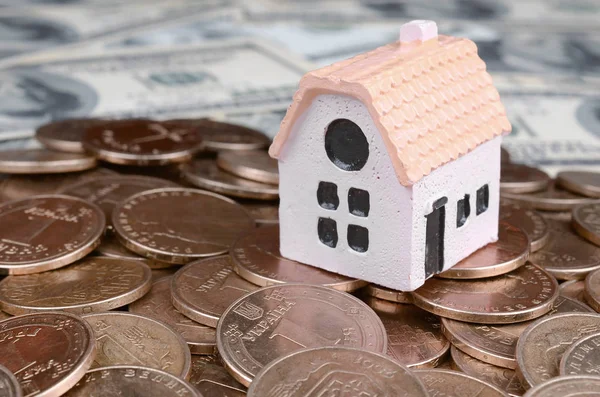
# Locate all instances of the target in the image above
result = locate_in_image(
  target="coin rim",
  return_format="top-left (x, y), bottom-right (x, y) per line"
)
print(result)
top-left (0, 149), bottom-right (97, 174)
top-left (572, 203), bottom-right (600, 246)
top-left (556, 171), bottom-right (600, 198)
top-left (0, 364), bottom-right (22, 397)
top-left (501, 190), bottom-right (600, 211)
top-left (216, 151), bottom-right (279, 185)
top-left (35, 119), bottom-right (104, 154)
top-left (584, 268), bottom-right (600, 312)
top-left (412, 368), bottom-right (507, 396)
top-left (559, 331), bottom-right (600, 376)
top-left (521, 374), bottom-right (600, 397)
top-left (500, 165), bottom-right (550, 194)
top-left (362, 284), bottom-right (413, 304)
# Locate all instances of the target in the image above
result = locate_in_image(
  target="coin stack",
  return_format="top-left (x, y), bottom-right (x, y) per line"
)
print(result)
top-left (0, 121), bottom-right (600, 396)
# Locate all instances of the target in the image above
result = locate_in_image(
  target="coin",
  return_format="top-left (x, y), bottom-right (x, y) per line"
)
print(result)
top-left (573, 202), bottom-right (600, 246)
top-left (522, 375), bottom-right (600, 397)
top-left (412, 263), bottom-right (559, 324)
top-left (59, 175), bottom-right (179, 225)
top-left (557, 170), bottom-right (600, 198)
top-left (230, 225), bottom-right (366, 291)
top-left (0, 311), bottom-right (9, 321)
top-left (0, 364), bottom-right (22, 397)
top-left (181, 158), bottom-right (279, 200)
top-left (362, 283), bottom-right (413, 304)
top-left (438, 221), bottom-right (530, 279)
top-left (584, 268), bottom-right (600, 312)
top-left (217, 150), bottom-right (278, 185)
top-left (62, 366), bottom-right (201, 397)
top-left (0, 195), bottom-right (105, 275)
top-left (83, 119), bottom-right (204, 166)
top-left (500, 201), bottom-right (550, 252)
top-left (129, 277), bottom-right (216, 355)
top-left (151, 267), bottom-right (178, 282)
top-left (248, 346), bottom-right (428, 397)
top-left (112, 188), bottom-right (254, 264)
top-left (560, 332), bottom-right (600, 376)
top-left (93, 232), bottom-right (171, 269)
top-left (169, 119), bottom-right (270, 151)
top-left (0, 149), bottom-right (96, 174)
top-left (35, 119), bottom-right (106, 154)
top-left (442, 295), bottom-right (593, 370)
top-left (502, 181), bottom-right (600, 212)
top-left (500, 164), bottom-right (550, 194)
top-left (188, 355), bottom-right (246, 397)
top-left (559, 280), bottom-right (587, 303)
top-left (501, 147), bottom-right (511, 164)
top-left (413, 369), bottom-right (506, 397)
top-left (81, 312), bottom-right (191, 378)
top-left (364, 296), bottom-right (450, 368)
top-left (217, 284), bottom-right (387, 386)
top-left (0, 257), bottom-right (151, 315)
top-left (239, 200), bottom-right (279, 225)
top-left (516, 312), bottom-right (600, 387)
top-left (171, 256), bottom-right (259, 328)
top-left (450, 346), bottom-right (526, 397)
top-left (0, 312), bottom-right (95, 397)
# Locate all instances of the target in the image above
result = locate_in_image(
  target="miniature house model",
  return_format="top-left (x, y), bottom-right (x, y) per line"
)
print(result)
top-left (269, 20), bottom-right (511, 291)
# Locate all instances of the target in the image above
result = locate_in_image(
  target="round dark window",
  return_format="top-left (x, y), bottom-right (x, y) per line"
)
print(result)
top-left (325, 119), bottom-right (369, 171)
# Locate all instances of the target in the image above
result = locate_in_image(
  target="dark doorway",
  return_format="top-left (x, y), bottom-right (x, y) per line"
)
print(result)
top-left (424, 197), bottom-right (447, 278)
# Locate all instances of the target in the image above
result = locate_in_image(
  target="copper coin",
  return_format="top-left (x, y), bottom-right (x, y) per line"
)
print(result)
top-left (362, 283), bottom-right (413, 304)
top-left (412, 262), bottom-right (559, 324)
top-left (129, 277), bottom-right (216, 355)
top-left (0, 149), bottom-right (96, 174)
top-left (0, 312), bottom-right (95, 397)
top-left (516, 312), bottom-right (600, 388)
top-left (557, 170), bottom-right (600, 198)
top-left (150, 267), bottom-right (178, 282)
top-left (217, 150), bottom-right (278, 185)
top-left (171, 256), bottom-right (259, 328)
top-left (559, 279), bottom-right (587, 304)
top-left (181, 158), bottom-right (279, 200)
top-left (0, 195), bottom-right (105, 275)
top-left (83, 119), bottom-right (204, 166)
top-left (169, 119), bottom-right (270, 151)
top-left (438, 222), bottom-right (530, 279)
top-left (188, 355), bottom-right (246, 397)
top-left (0, 257), bottom-right (151, 315)
top-left (573, 202), bottom-right (600, 246)
top-left (501, 147), bottom-right (511, 164)
top-left (93, 232), bottom-right (171, 269)
top-left (442, 295), bottom-right (593, 370)
top-left (364, 296), bottom-right (450, 368)
top-left (560, 332), bottom-right (600, 376)
top-left (0, 364), bottom-right (22, 397)
top-left (500, 164), bottom-right (550, 194)
top-left (414, 369), bottom-right (506, 397)
top-left (112, 188), bottom-right (254, 264)
top-left (81, 312), bottom-right (191, 378)
top-left (500, 201), bottom-right (550, 252)
top-left (217, 284), bottom-right (387, 386)
top-left (522, 375), bottom-right (600, 397)
top-left (59, 175), bottom-right (179, 225)
top-left (450, 346), bottom-right (526, 397)
top-left (0, 311), bottom-right (9, 321)
top-left (502, 181), bottom-right (600, 212)
top-left (230, 225), bottom-right (366, 291)
top-left (239, 200), bottom-right (279, 225)
top-left (62, 366), bottom-right (201, 397)
top-left (35, 119), bottom-right (106, 154)
top-left (248, 347), bottom-right (428, 397)
top-left (584, 268), bottom-right (600, 312)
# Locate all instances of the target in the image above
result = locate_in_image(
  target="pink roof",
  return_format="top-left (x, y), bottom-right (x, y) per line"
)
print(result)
top-left (269, 35), bottom-right (511, 186)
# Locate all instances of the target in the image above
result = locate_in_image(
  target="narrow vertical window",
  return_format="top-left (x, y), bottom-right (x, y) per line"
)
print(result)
top-left (476, 184), bottom-right (489, 215)
top-left (317, 182), bottom-right (339, 210)
top-left (318, 217), bottom-right (338, 248)
top-left (348, 188), bottom-right (370, 217)
top-left (348, 225), bottom-right (369, 252)
top-left (456, 194), bottom-right (470, 228)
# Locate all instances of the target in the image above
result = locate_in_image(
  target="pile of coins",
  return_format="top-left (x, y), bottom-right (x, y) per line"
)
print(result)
top-left (0, 121), bottom-right (600, 397)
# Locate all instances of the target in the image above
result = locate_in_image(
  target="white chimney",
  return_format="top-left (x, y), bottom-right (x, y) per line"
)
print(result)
top-left (399, 20), bottom-right (438, 43)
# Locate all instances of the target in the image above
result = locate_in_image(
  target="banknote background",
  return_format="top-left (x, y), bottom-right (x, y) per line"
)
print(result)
top-left (0, 0), bottom-right (599, 175)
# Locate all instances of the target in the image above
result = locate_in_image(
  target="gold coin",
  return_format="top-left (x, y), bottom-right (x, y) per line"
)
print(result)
top-left (500, 164), bottom-right (550, 194)
top-left (559, 279), bottom-right (587, 304)
top-left (217, 284), bottom-right (387, 386)
top-left (572, 202), bottom-right (600, 246)
top-left (35, 119), bottom-right (107, 154)
top-left (438, 221), bottom-right (530, 279)
top-left (0, 149), bottom-right (96, 174)
top-left (217, 150), bottom-right (278, 185)
top-left (62, 366), bottom-right (201, 397)
top-left (112, 188), bottom-right (254, 264)
top-left (0, 195), bottom-right (105, 275)
top-left (442, 295), bottom-right (593, 369)
top-left (128, 277), bottom-right (217, 355)
top-left (413, 368), bottom-right (506, 397)
top-left (188, 355), bottom-right (246, 397)
top-left (230, 225), bottom-right (366, 291)
top-left (0, 257), bottom-right (151, 315)
top-left (171, 256), bottom-right (259, 328)
top-left (362, 283), bottom-right (413, 304)
top-left (248, 346), bottom-right (428, 397)
top-left (557, 171), bottom-right (600, 198)
top-left (522, 375), bottom-right (600, 397)
top-left (82, 312), bottom-right (191, 378)
top-left (584, 268), bottom-right (600, 312)
top-left (0, 364), bottom-right (22, 397)
top-left (412, 262), bottom-right (559, 324)
top-left (450, 346), bottom-right (526, 397)
top-left (0, 312), bottom-right (96, 397)
top-left (500, 201), bottom-right (550, 252)
top-left (502, 181), bottom-right (600, 212)
top-left (560, 332), bottom-right (600, 376)
top-left (93, 232), bottom-right (172, 269)
top-left (364, 296), bottom-right (450, 368)
top-left (239, 200), bottom-right (279, 225)
top-left (181, 158), bottom-right (279, 200)
top-left (516, 312), bottom-right (600, 388)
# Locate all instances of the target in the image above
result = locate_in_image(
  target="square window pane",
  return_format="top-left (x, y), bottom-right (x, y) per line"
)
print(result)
top-left (476, 184), bottom-right (489, 215)
top-left (348, 187), bottom-right (370, 217)
top-left (348, 224), bottom-right (369, 252)
top-left (317, 182), bottom-right (339, 210)
top-left (318, 217), bottom-right (338, 248)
